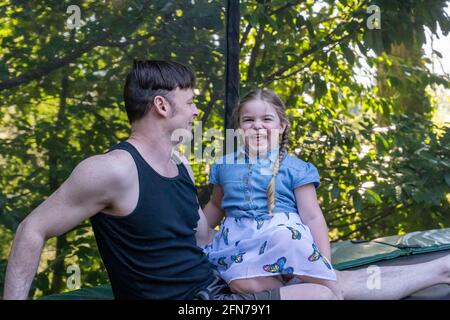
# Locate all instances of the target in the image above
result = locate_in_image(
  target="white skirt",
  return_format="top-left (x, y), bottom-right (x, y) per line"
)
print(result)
top-left (202, 212), bottom-right (337, 284)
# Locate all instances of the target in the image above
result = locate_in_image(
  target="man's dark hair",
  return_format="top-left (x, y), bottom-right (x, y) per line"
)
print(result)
top-left (123, 60), bottom-right (196, 124)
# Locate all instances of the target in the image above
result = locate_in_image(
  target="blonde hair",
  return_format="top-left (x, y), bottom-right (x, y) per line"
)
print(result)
top-left (232, 89), bottom-right (291, 215)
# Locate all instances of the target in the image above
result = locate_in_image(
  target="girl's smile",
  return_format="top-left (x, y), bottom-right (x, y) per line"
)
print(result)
top-left (239, 99), bottom-right (286, 155)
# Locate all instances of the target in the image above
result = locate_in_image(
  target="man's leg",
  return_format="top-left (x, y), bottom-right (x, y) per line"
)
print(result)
top-left (336, 254), bottom-right (450, 300)
top-left (297, 275), bottom-right (344, 300)
top-left (280, 283), bottom-right (339, 300)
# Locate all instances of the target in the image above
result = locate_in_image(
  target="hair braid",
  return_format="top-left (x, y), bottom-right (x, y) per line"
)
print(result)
top-left (267, 124), bottom-right (290, 215)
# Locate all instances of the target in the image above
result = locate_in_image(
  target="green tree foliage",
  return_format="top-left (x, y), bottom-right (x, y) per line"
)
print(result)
top-left (0, 0), bottom-right (225, 298)
top-left (0, 0), bottom-right (449, 297)
top-left (236, 0), bottom-right (450, 241)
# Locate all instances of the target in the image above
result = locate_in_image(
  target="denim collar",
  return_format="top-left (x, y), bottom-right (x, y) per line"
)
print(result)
top-left (235, 145), bottom-right (280, 164)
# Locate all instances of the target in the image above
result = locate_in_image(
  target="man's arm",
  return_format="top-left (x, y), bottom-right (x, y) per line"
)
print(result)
top-left (3, 155), bottom-right (124, 299)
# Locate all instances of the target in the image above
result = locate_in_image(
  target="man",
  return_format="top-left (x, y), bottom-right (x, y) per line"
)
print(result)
top-left (4, 60), bottom-right (450, 300)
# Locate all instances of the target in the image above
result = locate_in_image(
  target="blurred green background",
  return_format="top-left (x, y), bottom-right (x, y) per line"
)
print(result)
top-left (0, 0), bottom-right (449, 298)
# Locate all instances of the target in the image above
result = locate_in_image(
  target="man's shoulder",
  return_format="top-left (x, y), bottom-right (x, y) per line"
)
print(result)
top-left (75, 149), bottom-right (136, 188)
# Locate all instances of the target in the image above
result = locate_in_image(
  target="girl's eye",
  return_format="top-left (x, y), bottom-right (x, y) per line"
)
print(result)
top-left (264, 118), bottom-right (273, 121)
top-left (243, 119), bottom-right (253, 122)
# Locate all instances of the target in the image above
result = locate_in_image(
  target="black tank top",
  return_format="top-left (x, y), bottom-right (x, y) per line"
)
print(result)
top-left (90, 141), bottom-right (215, 299)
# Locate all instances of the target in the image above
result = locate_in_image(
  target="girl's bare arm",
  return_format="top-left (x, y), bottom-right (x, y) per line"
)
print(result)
top-left (202, 184), bottom-right (225, 229)
top-left (294, 183), bottom-right (332, 261)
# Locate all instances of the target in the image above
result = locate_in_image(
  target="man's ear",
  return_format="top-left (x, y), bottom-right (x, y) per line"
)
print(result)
top-left (152, 95), bottom-right (171, 117)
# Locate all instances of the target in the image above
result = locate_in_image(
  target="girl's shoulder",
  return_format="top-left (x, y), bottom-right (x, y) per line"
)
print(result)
top-left (209, 152), bottom-right (242, 185)
top-left (283, 154), bottom-right (321, 188)
top-left (283, 153), bottom-right (317, 172)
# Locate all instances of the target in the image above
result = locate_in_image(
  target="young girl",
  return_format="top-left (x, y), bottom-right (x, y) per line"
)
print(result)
top-left (202, 89), bottom-right (342, 298)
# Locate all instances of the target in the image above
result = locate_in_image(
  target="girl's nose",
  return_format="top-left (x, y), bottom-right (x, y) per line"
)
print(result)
top-left (251, 120), bottom-right (263, 129)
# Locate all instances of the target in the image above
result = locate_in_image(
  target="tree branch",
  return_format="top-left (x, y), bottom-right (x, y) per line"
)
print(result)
top-left (201, 92), bottom-right (220, 127)
top-left (0, 0), bottom-right (153, 91)
top-left (261, 3), bottom-right (362, 86)
top-left (262, 31), bottom-right (353, 85)
top-left (267, 0), bottom-right (306, 16)
top-left (324, 207), bottom-right (356, 223)
top-left (240, 23), bottom-right (252, 48)
top-left (335, 204), bottom-right (413, 240)
top-left (246, 24), bottom-right (265, 83)
top-left (0, 34), bottom-right (112, 91)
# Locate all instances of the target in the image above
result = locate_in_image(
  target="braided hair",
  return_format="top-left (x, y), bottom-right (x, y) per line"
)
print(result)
top-left (232, 89), bottom-right (291, 215)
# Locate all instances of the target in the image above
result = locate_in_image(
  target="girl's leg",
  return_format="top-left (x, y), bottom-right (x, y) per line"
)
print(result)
top-left (229, 276), bottom-right (283, 294)
top-left (229, 275), bottom-right (339, 300)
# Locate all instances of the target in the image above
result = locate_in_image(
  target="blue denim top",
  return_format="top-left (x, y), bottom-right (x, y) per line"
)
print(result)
top-left (209, 147), bottom-right (320, 220)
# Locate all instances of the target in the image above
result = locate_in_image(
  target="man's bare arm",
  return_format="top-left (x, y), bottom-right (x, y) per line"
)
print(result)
top-left (3, 155), bottom-right (125, 299)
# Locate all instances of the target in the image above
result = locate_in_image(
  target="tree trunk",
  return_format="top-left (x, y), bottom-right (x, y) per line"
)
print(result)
top-left (376, 33), bottom-right (429, 124)
top-left (49, 59), bottom-right (70, 294)
top-left (48, 24), bottom-right (75, 293)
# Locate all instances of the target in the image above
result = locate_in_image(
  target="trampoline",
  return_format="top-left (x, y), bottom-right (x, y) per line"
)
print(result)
top-left (40, 227), bottom-right (450, 300)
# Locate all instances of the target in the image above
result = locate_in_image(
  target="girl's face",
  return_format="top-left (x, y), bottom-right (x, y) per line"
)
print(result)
top-left (239, 99), bottom-right (286, 155)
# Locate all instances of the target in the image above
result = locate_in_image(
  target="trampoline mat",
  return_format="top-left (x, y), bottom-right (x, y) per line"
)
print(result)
top-left (41, 228), bottom-right (450, 300)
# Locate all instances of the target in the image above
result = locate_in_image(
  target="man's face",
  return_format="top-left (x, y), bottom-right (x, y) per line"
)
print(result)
top-left (166, 87), bottom-right (199, 135)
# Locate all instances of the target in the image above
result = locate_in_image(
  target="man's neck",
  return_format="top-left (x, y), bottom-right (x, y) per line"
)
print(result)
top-left (127, 123), bottom-right (175, 169)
